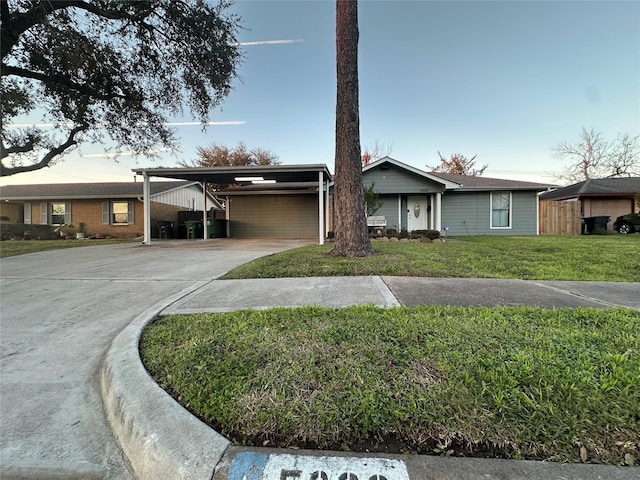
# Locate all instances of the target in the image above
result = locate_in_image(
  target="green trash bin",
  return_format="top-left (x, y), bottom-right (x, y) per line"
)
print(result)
top-left (185, 220), bottom-right (203, 239)
top-left (206, 219), bottom-right (225, 238)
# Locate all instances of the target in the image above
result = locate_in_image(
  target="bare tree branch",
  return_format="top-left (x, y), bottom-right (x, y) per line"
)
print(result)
top-left (0, 124), bottom-right (87, 176)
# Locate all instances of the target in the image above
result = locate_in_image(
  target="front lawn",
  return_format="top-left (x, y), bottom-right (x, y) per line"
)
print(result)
top-left (140, 305), bottom-right (640, 465)
top-left (222, 236), bottom-right (640, 282)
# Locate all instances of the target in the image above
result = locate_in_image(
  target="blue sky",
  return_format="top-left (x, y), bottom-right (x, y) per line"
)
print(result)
top-left (3, 0), bottom-right (639, 186)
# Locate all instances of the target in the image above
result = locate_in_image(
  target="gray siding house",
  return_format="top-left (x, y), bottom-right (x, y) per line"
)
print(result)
top-left (361, 157), bottom-right (554, 236)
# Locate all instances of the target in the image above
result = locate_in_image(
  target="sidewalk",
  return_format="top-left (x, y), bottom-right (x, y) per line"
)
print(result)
top-left (102, 274), bottom-right (640, 480)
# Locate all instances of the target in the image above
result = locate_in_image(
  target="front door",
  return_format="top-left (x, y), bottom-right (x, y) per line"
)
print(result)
top-left (407, 196), bottom-right (429, 231)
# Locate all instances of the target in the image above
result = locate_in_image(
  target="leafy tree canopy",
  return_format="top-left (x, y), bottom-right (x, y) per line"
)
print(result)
top-left (1, 0), bottom-right (243, 177)
top-left (553, 127), bottom-right (640, 184)
top-left (429, 152), bottom-right (487, 176)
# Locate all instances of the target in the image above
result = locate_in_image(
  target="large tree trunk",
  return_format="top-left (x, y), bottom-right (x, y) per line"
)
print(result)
top-left (332, 0), bottom-right (373, 257)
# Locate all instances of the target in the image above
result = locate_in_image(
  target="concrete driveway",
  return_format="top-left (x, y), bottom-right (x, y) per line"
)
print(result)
top-left (0, 239), bottom-right (311, 479)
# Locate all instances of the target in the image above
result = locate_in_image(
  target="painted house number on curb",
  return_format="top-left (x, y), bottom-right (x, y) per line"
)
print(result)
top-left (227, 452), bottom-right (410, 480)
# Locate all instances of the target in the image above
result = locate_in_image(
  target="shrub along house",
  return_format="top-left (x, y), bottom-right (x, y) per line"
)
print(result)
top-left (357, 157), bottom-right (554, 236)
top-left (0, 181), bottom-right (221, 239)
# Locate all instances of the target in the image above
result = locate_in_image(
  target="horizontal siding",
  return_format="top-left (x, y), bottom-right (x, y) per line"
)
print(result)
top-left (230, 194), bottom-right (318, 238)
top-left (364, 166), bottom-right (444, 194)
top-left (442, 191), bottom-right (539, 236)
top-left (374, 195), bottom-right (402, 231)
top-left (153, 185), bottom-right (207, 210)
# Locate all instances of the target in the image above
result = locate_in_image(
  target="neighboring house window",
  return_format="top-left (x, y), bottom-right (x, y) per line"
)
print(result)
top-left (40, 202), bottom-right (71, 225)
top-left (24, 203), bottom-right (31, 224)
top-left (491, 192), bottom-right (511, 228)
top-left (102, 201), bottom-right (135, 225)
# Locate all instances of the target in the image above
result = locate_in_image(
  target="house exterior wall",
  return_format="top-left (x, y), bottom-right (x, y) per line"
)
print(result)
top-left (18, 199), bottom-right (187, 238)
top-left (229, 194), bottom-right (318, 238)
top-left (363, 167), bottom-right (444, 194)
top-left (0, 203), bottom-right (21, 223)
top-left (581, 197), bottom-right (635, 231)
top-left (441, 191), bottom-right (539, 236)
top-left (153, 184), bottom-right (215, 210)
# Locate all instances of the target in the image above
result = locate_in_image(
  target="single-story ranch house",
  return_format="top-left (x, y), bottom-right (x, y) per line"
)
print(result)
top-left (358, 157), bottom-right (555, 236)
top-left (128, 160), bottom-right (553, 244)
top-left (0, 181), bottom-right (221, 239)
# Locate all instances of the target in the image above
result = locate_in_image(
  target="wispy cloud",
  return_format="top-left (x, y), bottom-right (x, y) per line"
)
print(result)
top-left (81, 147), bottom-right (176, 158)
top-left (238, 39), bottom-right (304, 46)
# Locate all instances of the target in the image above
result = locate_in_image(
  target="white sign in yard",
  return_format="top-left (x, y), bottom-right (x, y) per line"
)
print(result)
top-left (227, 452), bottom-right (410, 480)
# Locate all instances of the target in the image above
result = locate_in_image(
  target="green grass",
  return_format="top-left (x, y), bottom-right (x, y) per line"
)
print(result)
top-left (140, 306), bottom-right (640, 465)
top-left (0, 239), bottom-right (138, 258)
top-left (222, 236), bottom-right (640, 282)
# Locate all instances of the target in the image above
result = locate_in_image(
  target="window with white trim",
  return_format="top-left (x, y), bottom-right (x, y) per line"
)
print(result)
top-left (40, 202), bottom-right (71, 225)
top-left (102, 201), bottom-right (135, 225)
top-left (490, 192), bottom-right (511, 229)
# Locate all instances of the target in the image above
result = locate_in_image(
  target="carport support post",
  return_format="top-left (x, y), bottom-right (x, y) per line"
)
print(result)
top-left (202, 180), bottom-right (207, 239)
top-left (142, 173), bottom-right (151, 245)
top-left (318, 171), bottom-right (325, 245)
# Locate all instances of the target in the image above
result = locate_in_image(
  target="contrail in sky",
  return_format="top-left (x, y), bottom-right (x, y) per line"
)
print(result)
top-left (7, 121), bottom-right (245, 128)
top-left (238, 39), bottom-right (303, 46)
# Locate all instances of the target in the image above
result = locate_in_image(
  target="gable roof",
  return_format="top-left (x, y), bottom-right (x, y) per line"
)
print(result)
top-left (429, 172), bottom-right (556, 192)
top-left (539, 177), bottom-right (640, 201)
top-left (363, 156), bottom-right (462, 189)
top-left (0, 181), bottom-right (201, 201)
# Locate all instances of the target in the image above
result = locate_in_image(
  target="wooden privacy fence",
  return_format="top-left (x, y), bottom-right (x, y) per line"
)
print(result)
top-left (539, 200), bottom-right (581, 235)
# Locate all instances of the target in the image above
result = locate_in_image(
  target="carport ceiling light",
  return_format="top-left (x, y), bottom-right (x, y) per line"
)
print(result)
top-left (235, 176), bottom-right (264, 181)
top-left (252, 179), bottom-right (276, 184)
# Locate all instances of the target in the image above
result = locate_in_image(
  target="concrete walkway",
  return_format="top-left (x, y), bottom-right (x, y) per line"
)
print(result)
top-left (1, 240), bottom-right (638, 479)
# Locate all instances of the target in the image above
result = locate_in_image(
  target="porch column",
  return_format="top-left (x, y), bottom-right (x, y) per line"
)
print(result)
top-left (398, 194), bottom-right (402, 231)
top-left (202, 180), bottom-right (207, 239)
top-left (142, 172), bottom-right (151, 245)
top-left (318, 171), bottom-right (325, 245)
top-left (435, 192), bottom-right (442, 231)
top-left (429, 194), bottom-right (434, 230)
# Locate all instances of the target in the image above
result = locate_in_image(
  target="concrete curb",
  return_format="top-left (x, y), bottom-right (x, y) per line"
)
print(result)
top-left (100, 283), bottom-right (230, 480)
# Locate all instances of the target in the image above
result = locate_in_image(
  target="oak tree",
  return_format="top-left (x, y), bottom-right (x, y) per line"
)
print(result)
top-left (1, 0), bottom-right (243, 177)
top-left (332, 0), bottom-right (373, 257)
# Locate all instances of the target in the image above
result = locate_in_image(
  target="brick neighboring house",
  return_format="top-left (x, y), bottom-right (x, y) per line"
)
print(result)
top-left (0, 181), bottom-right (221, 238)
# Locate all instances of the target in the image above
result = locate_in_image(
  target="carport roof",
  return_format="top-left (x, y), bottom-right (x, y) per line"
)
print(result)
top-left (132, 164), bottom-right (332, 184)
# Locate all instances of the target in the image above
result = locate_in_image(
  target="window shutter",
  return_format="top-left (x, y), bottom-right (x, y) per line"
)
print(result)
top-left (24, 203), bottom-right (32, 224)
top-left (102, 202), bottom-right (110, 225)
top-left (127, 201), bottom-right (134, 224)
top-left (40, 203), bottom-right (48, 224)
top-left (64, 203), bottom-right (72, 224)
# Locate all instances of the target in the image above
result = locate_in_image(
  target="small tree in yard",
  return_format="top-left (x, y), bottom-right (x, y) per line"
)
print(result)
top-left (364, 183), bottom-right (382, 216)
top-left (332, 0), bottom-right (373, 257)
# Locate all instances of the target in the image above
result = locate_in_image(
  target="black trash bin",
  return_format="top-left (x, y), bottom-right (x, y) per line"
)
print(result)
top-left (581, 216), bottom-right (610, 234)
top-left (157, 220), bottom-right (174, 239)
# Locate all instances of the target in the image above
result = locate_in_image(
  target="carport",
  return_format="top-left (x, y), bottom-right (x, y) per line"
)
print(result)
top-left (132, 165), bottom-right (332, 245)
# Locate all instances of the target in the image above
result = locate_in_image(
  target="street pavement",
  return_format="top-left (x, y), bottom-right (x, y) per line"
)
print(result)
top-left (1, 239), bottom-right (638, 480)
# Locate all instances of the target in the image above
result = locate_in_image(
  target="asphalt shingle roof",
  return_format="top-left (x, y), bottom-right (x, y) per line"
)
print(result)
top-left (429, 172), bottom-right (555, 191)
top-left (0, 181), bottom-right (195, 200)
top-left (539, 178), bottom-right (640, 201)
